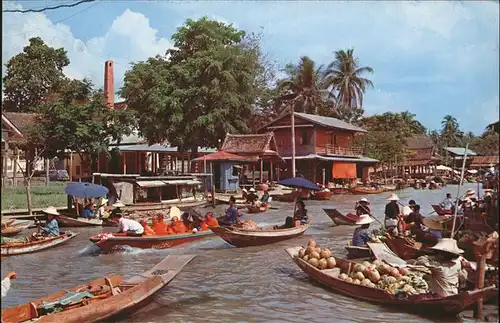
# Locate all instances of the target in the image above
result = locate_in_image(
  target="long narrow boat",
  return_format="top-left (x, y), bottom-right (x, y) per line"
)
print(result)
top-left (383, 233), bottom-right (435, 260)
top-left (1, 254), bottom-right (195, 323)
top-left (322, 208), bottom-right (358, 226)
top-left (1, 232), bottom-right (78, 256)
top-left (348, 187), bottom-right (385, 195)
top-left (209, 224), bottom-right (309, 248)
top-left (58, 214), bottom-right (104, 227)
top-left (1, 221), bottom-right (31, 237)
top-left (430, 204), bottom-right (452, 216)
top-left (331, 187), bottom-right (349, 195)
top-left (285, 246), bottom-right (497, 317)
top-left (1, 219), bottom-right (16, 227)
top-left (247, 204), bottom-right (269, 214)
top-left (345, 245), bottom-right (371, 259)
top-left (277, 193), bottom-right (297, 202)
top-left (90, 231), bottom-right (214, 254)
top-left (311, 191), bottom-right (333, 200)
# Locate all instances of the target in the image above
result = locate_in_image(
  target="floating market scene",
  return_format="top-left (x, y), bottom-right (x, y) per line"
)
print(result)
top-left (1, 0), bottom-right (499, 322)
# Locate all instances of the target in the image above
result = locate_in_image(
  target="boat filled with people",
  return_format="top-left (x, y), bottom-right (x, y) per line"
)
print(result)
top-left (1, 255), bottom-right (195, 322)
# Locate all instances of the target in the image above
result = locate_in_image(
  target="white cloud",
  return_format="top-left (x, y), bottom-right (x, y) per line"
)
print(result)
top-left (2, 5), bottom-right (172, 99)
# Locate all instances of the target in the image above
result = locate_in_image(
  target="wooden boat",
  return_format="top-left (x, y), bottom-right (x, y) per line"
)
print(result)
top-left (382, 185), bottom-right (397, 192)
top-left (383, 233), bottom-right (435, 260)
top-left (348, 187), bottom-right (385, 195)
top-left (277, 193), bottom-right (297, 202)
top-left (299, 190), bottom-right (310, 200)
top-left (311, 191), bottom-right (333, 200)
top-left (215, 195), bottom-right (247, 208)
top-left (58, 214), bottom-right (104, 227)
top-left (1, 254), bottom-right (195, 323)
top-left (330, 187), bottom-right (349, 195)
top-left (1, 218), bottom-right (16, 227)
top-left (246, 204), bottom-right (269, 214)
top-left (431, 205), bottom-right (452, 216)
top-left (90, 231), bottom-right (214, 254)
top-left (345, 245), bottom-right (371, 259)
top-left (1, 232), bottom-right (78, 256)
top-left (210, 224), bottom-right (309, 248)
top-left (323, 208), bottom-right (358, 226)
top-left (1, 220), bottom-right (32, 237)
top-left (285, 246), bottom-right (497, 317)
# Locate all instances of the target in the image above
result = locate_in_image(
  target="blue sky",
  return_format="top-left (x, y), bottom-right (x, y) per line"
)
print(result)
top-left (2, 0), bottom-right (499, 135)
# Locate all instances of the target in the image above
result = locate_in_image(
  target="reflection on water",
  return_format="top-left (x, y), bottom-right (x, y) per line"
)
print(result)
top-left (1, 184), bottom-right (491, 322)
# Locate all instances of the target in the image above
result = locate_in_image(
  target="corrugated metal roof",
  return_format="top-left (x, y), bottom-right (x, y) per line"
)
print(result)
top-left (136, 180), bottom-right (167, 188)
top-left (136, 179), bottom-right (201, 187)
top-left (116, 144), bottom-right (216, 153)
top-left (282, 153), bottom-right (378, 163)
top-left (163, 179), bottom-right (201, 185)
top-left (295, 113), bottom-right (367, 133)
top-left (444, 147), bottom-right (477, 156)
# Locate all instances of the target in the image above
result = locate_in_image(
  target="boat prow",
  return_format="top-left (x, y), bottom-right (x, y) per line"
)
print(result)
top-left (1, 254), bottom-right (196, 323)
top-left (323, 208), bottom-right (358, 226)
top-left (210, 224), bottom-right (309, 248)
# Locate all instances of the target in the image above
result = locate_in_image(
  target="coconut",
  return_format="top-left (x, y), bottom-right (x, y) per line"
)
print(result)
top-left (326, 257), bottom-right (336, 269)
top-left (372, 259), bottom-right (383, 267)
top-left (399, 267), bottom-right (410, 276)
top-left (318, 258), bottom-right (328, 270)
top-left (363, 266), bottom-right (373, 278)
top-left (353, 264), bottom-right (365, 273)
top-left (339, 273), bottom-right (348, 280)
top-left (354, 271), bottom-right (365, 281)
top-left (310, 251), bottom-right (321, 260)
top-left (308, 239), bottom-right (317, 248)
top-left (346, 277), bottom-right (353, 283)
top-left (381, 264), bottom-right (391, 274)
top-left (314, 247), bottom-right (322, 254)
top-left (305, 246), bottom-right (315, 255)
top-left (353, 279), bottom-right (361, 285)
top-left (308, 258), bottom-right (319, 268)
top-left (298, 248), bottom-right (306, 258)
top-left (361, 278), bottom-right (371, 286)
top-left (320, 248), bottom-right (332, 259)
top-left (389, 267), bottom-right (400, 277)
top-left (362, 261), bottom-right (371, 268)
top-left (302, 255), bottom-right (309, 262)
top-left (368, 282), bottom-right (377, 289)
top-left (369, 270), bottom-right (381, 283)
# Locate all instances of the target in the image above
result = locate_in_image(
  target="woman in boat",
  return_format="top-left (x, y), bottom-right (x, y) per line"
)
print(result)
top-left (261, 190), bottom-right (271, 204)
top-left (95, 198), bottom-right (109, 219)
top-left (419, 238), bottom-right (471, 297)
top-left (274, 200), bottom-right (308, 229)
top-left (110, 212), bottom-right (144, 236)
top-left (355, 198), bottom-right (371, 216)
top-left (352, 214), bottom-right (374, 247)
top-left (221, 196), bottom-right (242, 226)
top-left (82, 200), bottom-right (96, 218)
top-left (1, 272), bottom-right (16, 299)
top-left (246, 188), bottom-right (259, 205)
top-left (39, 206), bottom-right (61, 237)
top-left (384, 193), bottom-right (400, 234)
top-left (241, 188), bottom-right (248, 200)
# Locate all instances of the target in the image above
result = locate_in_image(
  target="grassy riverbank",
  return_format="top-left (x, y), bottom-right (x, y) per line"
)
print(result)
top-left (1, 181), bottom-right (67, 211)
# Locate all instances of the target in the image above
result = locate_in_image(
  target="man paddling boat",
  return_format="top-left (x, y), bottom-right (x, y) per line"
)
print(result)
top-left (352, 214), bottom-right (375, 247)
top-left (39, 206), bottom-right (61, 237)
top-left (384, 193), bottom-right (400, 234)
top-left (355, 198), bottom-right (371, 216)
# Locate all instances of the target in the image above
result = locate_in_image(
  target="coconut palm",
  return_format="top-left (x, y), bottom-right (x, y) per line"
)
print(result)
top-left (323, 48), bottom-right (374, 110)
top-left (400, 111), bottom-right (426, 135)
top-left (277, 56), bottom-right (329, 115)
top-left (440, 115), bottom-right (462, 147)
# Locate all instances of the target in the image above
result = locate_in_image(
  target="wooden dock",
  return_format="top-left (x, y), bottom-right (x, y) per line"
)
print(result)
top-left (1, 206), bottom-right (67, 219)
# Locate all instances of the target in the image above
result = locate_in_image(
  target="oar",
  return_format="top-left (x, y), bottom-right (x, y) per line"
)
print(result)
top-left (357, 203), bottom-right (384, 226)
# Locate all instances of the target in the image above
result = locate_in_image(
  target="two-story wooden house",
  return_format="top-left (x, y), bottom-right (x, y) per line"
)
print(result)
top-left (258, 112), bottom-right (378, 183)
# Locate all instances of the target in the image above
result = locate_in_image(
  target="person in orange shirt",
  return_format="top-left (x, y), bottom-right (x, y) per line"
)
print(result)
top-left (200, 212), bottom-right (217, 231)
top-left (170, 216), bottom-right (188, 234)
top-left (152, 214), bottom-right (169, 234)
top-left (139, 219), bottom-right (155, 236)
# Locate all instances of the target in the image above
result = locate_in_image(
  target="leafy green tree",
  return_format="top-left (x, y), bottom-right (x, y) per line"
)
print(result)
top-left (440, 115), bottom-right (463, 147)
top-left (121, 17), bottom-right (263, 157)
top-left (469, 129), bottom-right (499, 156)
top-left (3, 37), bottom-right (70, 112)
top-left (400, 111), bottom-right (426, 135)
top-left (323, 48), bottom-right (374, 109)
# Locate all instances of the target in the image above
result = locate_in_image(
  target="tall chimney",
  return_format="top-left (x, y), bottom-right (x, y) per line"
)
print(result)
top-left (104, 60), bottom-right (114, 109)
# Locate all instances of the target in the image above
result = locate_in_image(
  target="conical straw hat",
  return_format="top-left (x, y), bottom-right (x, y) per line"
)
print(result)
top-left (431, 238), bottom-right (464, 256)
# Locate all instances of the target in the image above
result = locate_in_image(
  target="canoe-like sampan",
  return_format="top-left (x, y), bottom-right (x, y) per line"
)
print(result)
top-left (430, 205), bottom-right (452, 216)
top-left (1, 254), bottom-right (195, 323)
top-left (323, 208), bottom-right (358, 226)
top-left (246, 204), bottom-right (269, 214)
top-left (90, 231), bottom-right (214, 254)
top-left (285, 246), bottom-right (496, 317)
top-left (210, 224), bottom-right (309, 248)
top-left (311, 191), bottom-right (333, 200)
top-left (58, 214), bottom-right (104, 227)
top-left (1, 232), bottom-right (78, 256)
top-left (348, 187), bottom-right (385, 195)
top-left (1, 221), bottom-right (32, 237)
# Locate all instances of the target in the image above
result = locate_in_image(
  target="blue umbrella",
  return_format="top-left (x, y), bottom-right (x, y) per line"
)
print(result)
top-left (65, 182), bottom-right (109, 198)
top-left (278, 177), bottom-right (321, 191)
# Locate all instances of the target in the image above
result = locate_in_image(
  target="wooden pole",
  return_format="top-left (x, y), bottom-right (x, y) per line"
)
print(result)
top-left (260, 158), bottom-right (264, 183)
top-left (12, 148), bottom-right (18, 187)
top-left (291, 105), bottom-right (296, 178)
top-left (322, 168), bottom-right (326, 186)
top-left (270, 160), bottom-right (274, 184)
top-left (451, 143), bottom-right (469, 238)
top-left (69, 152), bottom-right (73, 182)
top-left (2, 138), bottom-right (9, 186)
top-left (473, 256), bottom-right (486, 320)
top-left (252, 163), bottom-right (255, 188)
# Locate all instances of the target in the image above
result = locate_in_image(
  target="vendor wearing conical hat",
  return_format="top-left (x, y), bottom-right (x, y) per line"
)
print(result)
top-left (352, 214), bottom-right (374, 247)
top-left (40, 206), bottom-right (61, 237)
top-left (419, 238), bottom-right (470, 297)
top-left (384, 193), bottom-right (400, 234)
top-left (355, 198), bottom-right (371, 216)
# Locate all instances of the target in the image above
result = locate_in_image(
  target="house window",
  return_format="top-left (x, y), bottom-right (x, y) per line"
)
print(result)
top-left (232, 166), bottom-right (240, 177)
top-left (302, 130), bottom-right (310, 145)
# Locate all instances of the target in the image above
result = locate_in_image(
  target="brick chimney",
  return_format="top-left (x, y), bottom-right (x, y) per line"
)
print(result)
top-left (104, 60), bottom-right (114, 109)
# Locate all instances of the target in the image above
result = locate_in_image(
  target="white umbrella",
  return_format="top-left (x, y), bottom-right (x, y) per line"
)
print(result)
top-left (436, 165), bottom-right (452, 171)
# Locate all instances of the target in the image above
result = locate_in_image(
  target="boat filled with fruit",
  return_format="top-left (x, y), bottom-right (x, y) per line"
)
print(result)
top-left (285, 240), bottom-right (496, 317)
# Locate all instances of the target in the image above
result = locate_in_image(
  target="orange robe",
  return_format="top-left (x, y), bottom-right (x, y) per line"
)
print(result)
top-left (142, 223), bottom-right (155, 236)
top-left (170, 220), bottom-right (188, 234)
top-left (200, 216), bottom-right (219, 231)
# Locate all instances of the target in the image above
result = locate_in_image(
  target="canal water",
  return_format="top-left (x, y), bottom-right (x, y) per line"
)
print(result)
top-left (1, 183), bottom-right (494, 322)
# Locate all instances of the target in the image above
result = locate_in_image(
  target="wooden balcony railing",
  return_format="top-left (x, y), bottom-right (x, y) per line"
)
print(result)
top-left (318, 144), bottom-right (363, 157)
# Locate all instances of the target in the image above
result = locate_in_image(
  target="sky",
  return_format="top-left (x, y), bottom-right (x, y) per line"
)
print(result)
top-left (2, 0), bottom-right (499, 135)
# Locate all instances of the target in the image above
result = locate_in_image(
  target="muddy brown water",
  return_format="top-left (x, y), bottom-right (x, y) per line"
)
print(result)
top-left (2, 183), bottom-right (496, 322)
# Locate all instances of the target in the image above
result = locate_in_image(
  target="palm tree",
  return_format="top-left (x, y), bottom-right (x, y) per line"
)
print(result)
top-left (322, 48), bottom-right (373, 110)
top-left (400, 111), bottom-right (426, 135)
top-left (277, 56), bottom-right (329, 115)
top-left (440, 115), bottom-right (462, 147)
